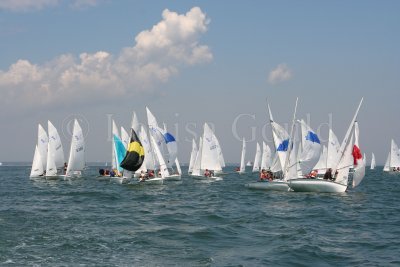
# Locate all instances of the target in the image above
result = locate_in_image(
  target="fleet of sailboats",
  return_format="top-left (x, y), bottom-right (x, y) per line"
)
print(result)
top-left (28, 97), bottom-right (385, 193)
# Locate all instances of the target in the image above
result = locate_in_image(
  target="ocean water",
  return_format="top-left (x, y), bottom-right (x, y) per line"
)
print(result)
top-left (1, 165), bottom-right (399, 266)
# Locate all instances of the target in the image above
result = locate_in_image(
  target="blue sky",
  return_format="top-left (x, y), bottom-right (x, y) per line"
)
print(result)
top-left (1, 0), bottom-right (399, 164)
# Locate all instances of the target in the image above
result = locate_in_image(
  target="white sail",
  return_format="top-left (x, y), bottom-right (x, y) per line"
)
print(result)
top-left (214, 133), bottom-right (225, 168)
top-left (150, 134), bottom-right (170, 178)
top-left (296, 140), bottom-right (303, 177)
top-left (286, 140), bottom-right (299, 180)
top-left (335, 134), bottom-right (354, 185)
top-left (139, 125), bottom-right (155, 171)
top-left (252, 142), bottom-right (261, 172)
top-left (239, 138), bottom-right (246, 173)
top-left (188, 139), bottom-right (198, 173)
top-left (46, 141), bottom-right (57, 176)
top-left (120, 126), bottom-right (130, 150)
top-left (131, 111), bottom-right (140, 134)
top-left (30, 145), bottom-right (44, 177)
top-left (383, 152), bottom-right (390, 172)
top-left (37, 124), bottom-right (48, 171)
top-left (327, 128), bottom-right (340, 169)
top-left (201, 123), bottom-right (222, 172)
top-left (47, 120), bottom-right (65, 169)
top-left (268, 104), bottom-right (290, 171)
top-left (111, 120), bottom-right (119, 170)
top-left (66, 119), bottom-right (85, 176)
top-left (390, 139), bottom-right (400, 169)
top-left (333, 98), bottom-right (363, 186)
top-left (260, 142), bottom-right (272, 170)
top-left (313, 145), bottom-right (327, 174)
top-left (297, 119), bottom-right (321, 175)
top-left (270, 152), bottom-right (282, 173)
top-left (352, 121), bottom-right (365, 188)
top-left (370, 153), bottom-right (376, 170)
top-left (175, 158), bottom-right (182, 175)
top-left (192, 137), bottom-right (203, 176)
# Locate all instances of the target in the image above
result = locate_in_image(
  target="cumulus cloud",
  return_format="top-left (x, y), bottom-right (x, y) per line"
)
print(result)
top-left (0, 7), bottom-right (212, 110)
top-left (0, 0), bottom-right (59, 12)
top-left (268, 63), bottom-right (292, 84)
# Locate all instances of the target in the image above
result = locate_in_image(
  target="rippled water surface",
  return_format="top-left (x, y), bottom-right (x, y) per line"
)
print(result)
top-left (1, 165), bottom-right (399, 266)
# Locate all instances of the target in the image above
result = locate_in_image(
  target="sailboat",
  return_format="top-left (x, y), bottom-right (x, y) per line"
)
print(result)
top-left (64, 119), bottom-right (85, 178)
top-left (119, 128), bottom-right (153, 184)
top-left (188, 139), bottom-right (198, 174)
top-left (288, 98), bottom-right (365, 193)
top-left (237, 138), bottom-right (246, 174)
top-left (30, 124), bottom-right (48, 178)
top-left (146, 107), bottom-right (181, 181)
top-left (190, 123), bottom-right (223, 180)
top-left (45, 121), bottom-right (65, 180)
top-left (383, 139), bottom-right (400, 173)
top-left (252, 142), bottom-right (261, 173)
top-left (246, 98), bottom-right (298, 191)
top-left (370, 153), bottom-right (376, 170)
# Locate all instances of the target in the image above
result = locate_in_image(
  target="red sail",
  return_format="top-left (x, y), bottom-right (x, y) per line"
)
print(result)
top-left (352, 145), bottom-right (362, 166)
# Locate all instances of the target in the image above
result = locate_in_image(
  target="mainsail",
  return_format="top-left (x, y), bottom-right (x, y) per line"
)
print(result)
top-left (66, 119), bottom-right (85, 176)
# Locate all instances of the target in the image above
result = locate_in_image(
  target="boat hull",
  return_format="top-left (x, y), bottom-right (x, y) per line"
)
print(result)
top-left (245, 181), bottom-right (289, 191)
top-left (164, 174), bottom-right (181, 181)
top-left (134, 177), bottom-right (164, 185)
top-left (191, 175), bottom-right (223, 181)
top-left (288, 178), bottom-right (347, 193)
top-left (110, 176), bottom-right (131, 184)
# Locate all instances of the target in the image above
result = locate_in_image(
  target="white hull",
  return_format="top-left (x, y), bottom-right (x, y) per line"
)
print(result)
top-left (245, 180), bottom-right (289, 191)
top-left (135, 177), bottom-right (164, 185)
top-left (164, 174), bottom-right (181, 181)
top-left (191, 175), bottom-right (223, 181)
top-left (110, 176), bottom-right (131, 184)
top-left (288, 178), bottom-right (347, 193)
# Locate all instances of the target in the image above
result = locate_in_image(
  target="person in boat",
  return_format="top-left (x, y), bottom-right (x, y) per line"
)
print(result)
top-left (64, 162), bottom-right (68, 174)
top-left (308, 170), bottom-right (318, 178)
top-left (204, 169), bottom-right (211, 177)
top-left (148, 170), bottom-right (154, 178)
top-left (109, 169), bottom-right (116, 177)
top-left (157, 170), bottom-right (161, 177)
top-left (259, 169), bottom-right (267, 181)
top-left (99, 168), bottom-right (105, 176)
top-left (235, 167), bottom-right (240, 172)
top-left (324, 168), bottom-right (333, 180)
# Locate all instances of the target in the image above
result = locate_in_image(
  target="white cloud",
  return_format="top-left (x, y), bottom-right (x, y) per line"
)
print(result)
top-left (0, 0), bottom-right (59, 12)
top-left (268, 63), bottom-right (292, 84)
top-left (0, 7), bottom-right (212, 110)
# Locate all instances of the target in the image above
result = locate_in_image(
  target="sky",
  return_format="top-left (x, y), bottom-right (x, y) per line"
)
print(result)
top-left (0, 0), bottom-right (399, 164)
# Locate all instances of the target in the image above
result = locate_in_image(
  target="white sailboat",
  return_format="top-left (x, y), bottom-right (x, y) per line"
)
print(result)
top-left (65, 119), bottom-right (85, 178)
top-left (238, 138), bottom-right (246, 174)
top-left (146, 108), bottom-right (181, 181)
top-left (30, 124), bottom-right (48, 178)
top-left (188, 139), bottom-right (198, 174)
top-left (370, 153), bottom-right (376, 170)
top-left (30, 145), bottom-right (44, 178)
top-left (45, 121), bottom-right (65, 180)
top-left (246, 98), bottom-right (298, 191)
top-left (383, 139), bottom-right (400, 173)
top-left (190, 123), bottom-right (223, 180)
top-left (260, 142), bottom-right (272, 171)
top-left (252, 142), bottom-right (261, 172)
top-left (109, 120), bottom-right (130, 184)
top-left (289, 98), bottom-right (365, 193)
